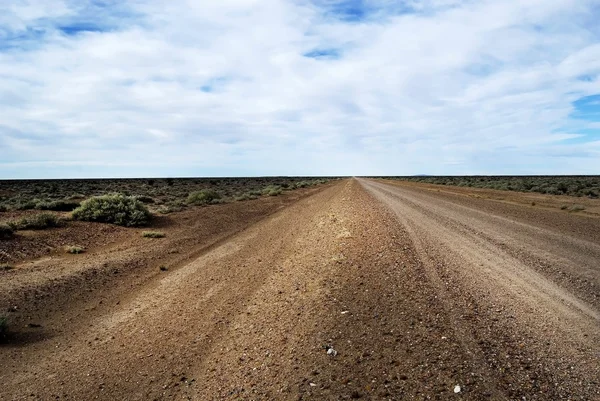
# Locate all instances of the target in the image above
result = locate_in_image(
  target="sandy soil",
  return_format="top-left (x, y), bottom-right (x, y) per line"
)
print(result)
top-left (1, 179), bottom-right (598, 400)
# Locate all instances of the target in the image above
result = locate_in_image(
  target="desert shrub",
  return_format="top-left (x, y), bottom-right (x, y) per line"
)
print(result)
top-left (36, 199), bottom-right (80, 211)
top-left (11, 213), bottom-right (63, 230)
top-left (65, 245), bottom-right (84, 254)
top-left (187, 189), bottom-right (222, 205)
top-left (15, 200), bottom-right (37, 210)
top-left (135, 195), bottom-right (155, 204)
top-left (142, 231), bottom-right (165, 238)
top-left (0, 204), bottom-right (8, 212)
top-left (262, 185), bottom-right (283, 196)
top-left (0, 223), bottom-right (14, 239)
top-left (0, 264), bottom-right (13, 271)
top-left (234, 192), bottom-right (259, 201)
top-left (72, 194), bottom-right (151, 227)
top-left (294, 181), bottom-right (311, 189)
top-left (569, 204), bottom-right (585, 212)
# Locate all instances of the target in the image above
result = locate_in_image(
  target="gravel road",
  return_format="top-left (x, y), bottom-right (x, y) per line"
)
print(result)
top-left (1, 178), bottom-right (598, 400)
top-left (359, 178), bottom-right (600, 400)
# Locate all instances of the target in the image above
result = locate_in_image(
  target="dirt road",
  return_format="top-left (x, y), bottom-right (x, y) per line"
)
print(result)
top-left (1, 179), bottom-right (599, 400)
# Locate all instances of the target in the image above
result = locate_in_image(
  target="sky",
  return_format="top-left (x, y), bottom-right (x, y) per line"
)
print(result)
top-left (0, 0), bottom-right (599, 178)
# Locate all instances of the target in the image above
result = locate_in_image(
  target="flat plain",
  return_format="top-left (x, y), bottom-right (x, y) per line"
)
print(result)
top-left (1, 177), bottom-right (599, 400)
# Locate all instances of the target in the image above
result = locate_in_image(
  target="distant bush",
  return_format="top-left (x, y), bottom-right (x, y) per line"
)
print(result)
top-left (142, 231), bottom-right (165, 238)
top-left (294, 181), bottom-right (311, 189)
top-left (262, 185), bottom-right (283, 196)
top-left (234, 192), bottom-right (259, 201)
top-left (15, 200), bottom-right (37, 210)
top-left (381, 176), bottom-right (600, 198)
top-left (0, 204), bottom-right (8, 212)
top-left (0, 223), bottom-right (14, 239)
top-left (135, 195), bottom-right (155, 204)
top-left (72, 194), bottom-right (151, 227)
top-left (0, 264), bottom-right (13, 271)
top-left (187, 189), bottom-right (222, 205)
top-left (10, 213), bottom-right (63, 230)
top-left (36, 199), bottom-right (80, 211)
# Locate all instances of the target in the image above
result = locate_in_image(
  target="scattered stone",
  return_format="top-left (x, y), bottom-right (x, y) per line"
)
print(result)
top-left (454, 385), bottom-right (461, 393)
top-left (325, 345), bottom-right (338, 356)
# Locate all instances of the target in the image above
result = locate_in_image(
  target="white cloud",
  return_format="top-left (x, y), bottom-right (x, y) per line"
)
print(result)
top-left (0, 0), bottom-right (599, 178)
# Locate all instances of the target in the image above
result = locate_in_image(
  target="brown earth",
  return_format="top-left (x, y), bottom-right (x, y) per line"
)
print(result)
top-left (1, 178), bottom-right (599, 400)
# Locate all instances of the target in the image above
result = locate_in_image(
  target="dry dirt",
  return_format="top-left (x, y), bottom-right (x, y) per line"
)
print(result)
top-left (1, 178), bottom-right (599, 400)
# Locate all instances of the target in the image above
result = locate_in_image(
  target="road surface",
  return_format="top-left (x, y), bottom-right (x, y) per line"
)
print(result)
top-left (1, 179), bottom-right (598, 400)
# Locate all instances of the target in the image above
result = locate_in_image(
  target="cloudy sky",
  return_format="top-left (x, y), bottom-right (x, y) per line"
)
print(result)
top-left (1, 0), bottom-right (599, 178)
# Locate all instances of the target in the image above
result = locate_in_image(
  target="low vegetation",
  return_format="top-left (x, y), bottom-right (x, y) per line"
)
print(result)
top-left (262, 185), bottom-right (283, 196)
top-left (142, 231), bottom-right (166, 238)
top-left (8, 212), bottom-right (63, 230)
top-left (35, 200), bottom-right (81, 211)
top-left (378, 176), bottom-right (600, 198)
top-left (1, 264), bottom-right (14, 271)
top-left (187, 189), bottom-right (222, 205)
top-left (0, 177), bottom-right (333, 214)
top-left (72, 194), bottom-right (151, 227)
top-left (234, 192), bottom-right (260, 201)
top-left (65, 245), bottom-right (85, 254)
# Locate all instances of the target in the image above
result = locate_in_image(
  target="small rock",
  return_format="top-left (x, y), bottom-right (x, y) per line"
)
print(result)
top-left (325, 345), bottom-right (338, 356)
top-left (454, 385), bottom-right (461, 393)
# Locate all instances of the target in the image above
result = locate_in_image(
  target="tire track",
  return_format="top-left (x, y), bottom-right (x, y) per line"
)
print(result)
top-left (360, 178), bottom-right (600, 400)
top-left (362, 180), bottom-right (600, 321)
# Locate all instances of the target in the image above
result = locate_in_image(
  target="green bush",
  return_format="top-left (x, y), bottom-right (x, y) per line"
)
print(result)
top-left (134, 195), bottom-right (155, 204)
top-left (72, 194), bottom-right (151, 227)
top-left (10, 213), bottom-right (63, 230)
top-left (0, 223), bottom-right (14, 239)
top-left (187, 189), bottom-right (222, 205)
top-left (234, 192), bottom-right (259, 201)
top-left (142, 231), bottom-right (165, 238)
top-left (15, 200), bottom-right (37, 210)
top-left (36, 199), bottom-right (80, 211)
top-left (262, 185), bottom-right (282, 196)
top-left (294, 181), bottom-right (311, 189)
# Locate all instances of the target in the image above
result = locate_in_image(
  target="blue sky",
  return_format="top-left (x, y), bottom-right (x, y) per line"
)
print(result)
top-left (0, 0), bottom-right (599, 178)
